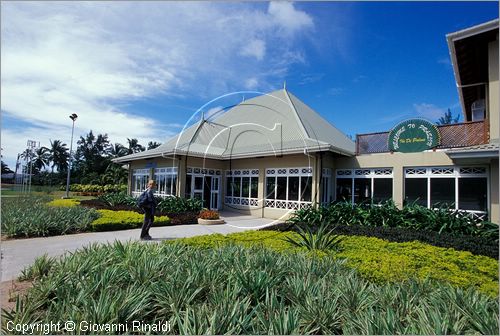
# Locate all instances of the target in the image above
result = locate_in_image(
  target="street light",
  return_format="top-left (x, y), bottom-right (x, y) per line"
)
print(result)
top-left (64, 113), bottom-right (78, 198)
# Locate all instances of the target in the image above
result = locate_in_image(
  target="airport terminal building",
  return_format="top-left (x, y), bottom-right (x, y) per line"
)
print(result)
top-left (114, 19), bottom-right (499, 223)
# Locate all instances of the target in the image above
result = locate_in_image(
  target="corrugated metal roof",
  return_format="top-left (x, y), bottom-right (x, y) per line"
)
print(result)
top-left (114, 89), bottom-right (355, 163)
top-left (447, 141), bottom-right (499, 153)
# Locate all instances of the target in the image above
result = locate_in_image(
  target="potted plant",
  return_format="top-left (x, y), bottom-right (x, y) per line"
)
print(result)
top-left (197, 209), bottom-right (225, 225)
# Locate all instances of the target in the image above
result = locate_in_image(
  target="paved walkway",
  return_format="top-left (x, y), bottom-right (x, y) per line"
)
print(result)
top-left (1, 212), bottom-right (281, 281)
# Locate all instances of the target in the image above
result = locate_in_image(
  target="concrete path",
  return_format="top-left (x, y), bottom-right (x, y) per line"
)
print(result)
top-left (1, 212), bottom-right (281, 281)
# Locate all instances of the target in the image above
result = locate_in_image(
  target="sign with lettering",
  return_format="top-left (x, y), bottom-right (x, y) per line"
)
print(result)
top-left (388, 119), bottom-right (440, 153)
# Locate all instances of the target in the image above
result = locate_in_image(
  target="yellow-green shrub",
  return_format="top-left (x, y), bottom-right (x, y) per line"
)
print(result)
top-left (173, 230), bottom-right (498, 297)
top-left (46, 198), bottom-right (80, 207)
top-left (91, 210), bottom-right (170, 231)
top-left (337, 236), bottom-right (498, 297)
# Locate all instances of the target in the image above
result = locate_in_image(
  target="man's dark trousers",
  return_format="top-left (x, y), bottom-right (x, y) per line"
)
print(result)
top-left (140, 208), bottom-right (154, 238)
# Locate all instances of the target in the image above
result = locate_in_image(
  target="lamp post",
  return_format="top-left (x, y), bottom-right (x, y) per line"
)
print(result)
top-left (64, 113), bottom-right (78, 198)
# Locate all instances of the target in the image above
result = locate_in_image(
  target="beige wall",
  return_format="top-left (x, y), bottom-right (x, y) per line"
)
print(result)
top-left (488, 39), bottom-right (499, 140)
top-left (335, 151), bottom-right (498, 224)
top-left (129, 154), bottom-right (317, 219)
top-left (127, 151), bottom-right (498, 223)
top-left (335, 151), bottom-right (455, 207)
top-left (129, 157), bottom-right (181, 195)
top-left (223, 154), bottom-right (318, 219)
top-left (490, 159), bottom-right (499, 224)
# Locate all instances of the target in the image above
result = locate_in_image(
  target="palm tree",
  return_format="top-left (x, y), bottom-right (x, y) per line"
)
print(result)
top-left (33, 147), bottom-right (50, 172)
top-left (147, 141), bottom-right (162, 150)
top-left (48, 140), bottom-right (69, 173)
top-left (101, 162), bottom-right (128, 185)
top-left (437, 109), bottom-right (460, 125)
top-left (75, 131), bottom-right (111, 175)
top-left (126, 138), bottom-right (145, 155)
top-left (19, 148), bottom-right (34, 162)
top-left (108, 143), bottom-right (127, 158)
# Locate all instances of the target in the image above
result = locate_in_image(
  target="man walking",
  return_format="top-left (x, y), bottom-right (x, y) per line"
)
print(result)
top-left (140, 180), bottom-right (158, 240)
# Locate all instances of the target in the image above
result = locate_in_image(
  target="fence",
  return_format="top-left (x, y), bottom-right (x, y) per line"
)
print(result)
top-left (356, 120), bottom-right (488, 154)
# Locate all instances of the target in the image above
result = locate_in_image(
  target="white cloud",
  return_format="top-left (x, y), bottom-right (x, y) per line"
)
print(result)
top-left (268, 2), bottom-right (314, 33)
top-left (241, 39), bottom-right (266, 60)
top-left (1, 2), bottom-right (316, 168)
top-left (244, 78), bottom-right (259, 90)
top-left (413, 103), bottom-right (446, 121)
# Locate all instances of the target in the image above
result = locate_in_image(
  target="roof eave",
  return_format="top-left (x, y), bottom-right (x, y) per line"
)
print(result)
top-left (447, 150), bottom-right (499, 159)
top-left (446, 19), bottom-right (500, 122)
top-left (446, 33), bottom-right (467, 122)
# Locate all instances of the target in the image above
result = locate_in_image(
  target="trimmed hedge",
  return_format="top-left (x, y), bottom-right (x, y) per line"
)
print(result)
top-left (80, 196), bottom-right (201, 225)
top-left (91, 210), bottom-right (170, 231)
top-left (175, 231), bottom-right (498, 297)
top-left (46, 198), bottom-right (80, 207)
top-left (64, 184), bottom-right (127, 193)
top-left (264, 222), bottom-right (499, 259)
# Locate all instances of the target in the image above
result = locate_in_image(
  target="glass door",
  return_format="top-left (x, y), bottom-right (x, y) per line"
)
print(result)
top-left (193, 175), bottom-right (204, 203)
top-left (186, 171), bottom-right (221, 210)
top-left (203, 176), bottom-right (212, 209)
top-left (210, 176), bottom-right (220, 210)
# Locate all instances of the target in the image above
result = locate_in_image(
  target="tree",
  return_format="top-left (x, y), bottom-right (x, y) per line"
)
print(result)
top-left (126, 138), bottom-right (145, 155)
top-left (33, 147), bottom-right (50, 173)
top-left (437, 108), bottom-right (460, 125)
top-left (75, 131), bottom-right (111, 177)
top-left (1, 161), bottom-right (13, 174)
top-left (101, 163), bottom-right (128, 185)
top-left (109, 143), bottom-right (128, 158)
top-left (48, 140), bottom-right (69, 173)
top-left (147, 141), bottom-right (162, 150)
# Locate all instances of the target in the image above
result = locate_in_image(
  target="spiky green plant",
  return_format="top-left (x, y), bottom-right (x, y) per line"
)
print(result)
top-left (18, 254), bottom-right (57, 281)
top-left (1, 197), bottom-right (99, 238)
top-left (283, 222), bottom-right (344, 252)
top-left (2, 242), bottom-right (498, 335)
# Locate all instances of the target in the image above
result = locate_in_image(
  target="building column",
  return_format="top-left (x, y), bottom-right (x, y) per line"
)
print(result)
top-left (393, 163), bottom-right (404, 209)
top-left (178, 156), bottom-right (186, 198)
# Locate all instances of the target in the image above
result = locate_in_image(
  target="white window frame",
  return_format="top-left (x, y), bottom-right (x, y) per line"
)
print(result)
top-left (321, 168), bottom-right (332, 205)
top-left (335, 168), bottom-right (393, 204)
top-left (224, 169), bottom-right (259, 207)
top-left (404, 166), bottom-right (489, 219)
top-left (153, 167), bottom-right (178, 197)
top-left (132, 168), bottom-right (150, 196)
top-left (186, 167), bottom-right (222, 210)
top-left (265, 167), bottom-right (313, 210)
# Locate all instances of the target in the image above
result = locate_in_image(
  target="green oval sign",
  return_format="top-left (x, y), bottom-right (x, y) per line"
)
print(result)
top-left (388, 119), bottom-right (440, 153)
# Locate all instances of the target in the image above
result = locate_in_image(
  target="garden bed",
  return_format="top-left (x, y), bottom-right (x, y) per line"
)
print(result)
top-left (79, 199), bottom-right (199, 225)
top-left (262, 222), bottom-right (499, 259)
top-left (5, 241), bottom-right (498, 335)
top-left (175, 230), bottom-right (499, 297)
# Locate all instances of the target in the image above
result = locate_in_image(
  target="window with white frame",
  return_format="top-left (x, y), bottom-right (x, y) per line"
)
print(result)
top-left (132, 169), bottom-right (150, 196)
top-left (335, 168), bottom-right (393, 204)
top-left (404, 166), bottom-right (488, 216)
top-left (225, 169), bottom-right (259, 207)
top-left (265, 167), bottom-right (313, 210)
top-left (153, 167), bottom-right (178, 197)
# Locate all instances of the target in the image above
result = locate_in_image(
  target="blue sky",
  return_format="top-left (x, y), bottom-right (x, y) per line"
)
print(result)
top-left (1, 1), bottom-right (498, 169)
